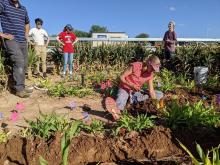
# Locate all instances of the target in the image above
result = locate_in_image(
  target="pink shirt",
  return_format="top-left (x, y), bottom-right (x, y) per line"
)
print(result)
top-left (120, 62), bottom-right (153, 92)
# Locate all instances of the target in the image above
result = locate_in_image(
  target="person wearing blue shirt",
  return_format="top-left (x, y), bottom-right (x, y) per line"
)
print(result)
top-left (0, 0), bottom-right (32, 98)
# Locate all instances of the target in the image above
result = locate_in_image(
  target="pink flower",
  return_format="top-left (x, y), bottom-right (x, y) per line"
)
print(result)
top-left (16, 103), bottom-right (25, 111)
top-left (10, 112), bottom-right (19, 122)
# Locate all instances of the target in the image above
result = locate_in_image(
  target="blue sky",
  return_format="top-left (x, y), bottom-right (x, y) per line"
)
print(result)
top-left (22, 0), bottom-right (220, 38)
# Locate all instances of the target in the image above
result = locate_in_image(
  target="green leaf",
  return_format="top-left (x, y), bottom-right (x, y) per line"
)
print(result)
top-left (196, 143), bottom-right (206, 162)
top-left (177, 139), bottom-right (200, 165)
top-left (39, 156), bottom-right (48, 165)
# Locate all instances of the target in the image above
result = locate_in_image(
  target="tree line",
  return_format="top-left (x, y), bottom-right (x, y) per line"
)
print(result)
top-left (50, 25), bottom-right (149, 38)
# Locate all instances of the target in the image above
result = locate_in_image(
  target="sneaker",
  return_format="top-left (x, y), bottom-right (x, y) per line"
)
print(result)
top-left (43, 72), bottom-right (47, 78)
top-left (61, 74), bottom-right (66, 78)
top-left (105, 97), bottom-right (121, 120)
top-left (25, 86), bottom-right (34, 93)
top-left (69, 74), bottom-right (73, 81)
top-left (15, 90), bottom-right (30, 98)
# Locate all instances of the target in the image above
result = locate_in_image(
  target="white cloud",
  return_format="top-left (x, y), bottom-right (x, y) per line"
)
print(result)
top-left (169, 6), bottom-right (176, 11)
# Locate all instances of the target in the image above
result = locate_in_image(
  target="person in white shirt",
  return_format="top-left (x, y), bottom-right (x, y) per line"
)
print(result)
top-left (29, 18), bottom-right (49, 78)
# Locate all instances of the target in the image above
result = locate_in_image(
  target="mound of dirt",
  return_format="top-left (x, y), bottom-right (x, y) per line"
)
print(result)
top-left (126, 87), bottom-right (219, 115)
top-left (0, 126), bottom-right (183, 165)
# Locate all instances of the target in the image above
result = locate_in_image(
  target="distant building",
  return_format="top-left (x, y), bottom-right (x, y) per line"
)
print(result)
top-left (92, 32), bottom-right (128, 46)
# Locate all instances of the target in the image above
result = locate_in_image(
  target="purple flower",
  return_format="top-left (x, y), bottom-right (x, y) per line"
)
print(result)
top-left (84, 115), bottom-right (90, 121)
top-left (0, 112), bottom-right (3, 120)
top-left (69, 101), bottom-right (77, 110)
top-left (217, 94), bottom-right (220, 104)
top-left (82, 112), bottom-right (88, 118)
top-left (82, 112), bottom-right (90, 121)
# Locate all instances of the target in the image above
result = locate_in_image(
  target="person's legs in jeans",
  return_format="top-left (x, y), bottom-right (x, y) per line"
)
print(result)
top-left (131, 90), bottom-right (163, 104)
top-left (20, 42), bottom-right (28, 76)
top-left (68, 53), bottom-right (74, 79)
top-left (116, 88), bottom-right (129, 111)
top-left (5, 40), bottom-right (26, 92)
top-left (63, 53), bottom-right (68, 75)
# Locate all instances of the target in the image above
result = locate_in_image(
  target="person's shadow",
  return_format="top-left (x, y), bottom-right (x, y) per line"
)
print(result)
top-left (80, 103), bottom-right (114, 122)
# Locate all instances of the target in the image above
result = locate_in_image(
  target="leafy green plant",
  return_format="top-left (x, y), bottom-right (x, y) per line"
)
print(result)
top-left (115, 112), bottom-right (155, 134)
top-left (176, 73), bottom-right (195, 90)
top-left (163, 101), bottom-right (220, 129)
top-left (205, 74), bottom-right (219, 88)
top-left (26, 111), bottom-right (69, 140)
top-left (34, 78), bottom-right (53, 89)
top-left (0, 50), bottom-right (5, 75)
top-left (81, 119), bottom-right (104, 134)
top-left (39, 156), bottom-right (48, 165)
top-left (28, 47), bottom-right (38, 77)
top-left (66, 86), bottom-right (94, 98)
top-left (61, 121), bottom-right (82, 165)
top-left (18, 128), bottom-right (32, 138)
top-left (48, 83), bottom-right (66, 97)
top-left (0, 49), bottom-right (8, 91)
top-left (48, 83), bottom-right (94, 97)
top-left (50, 46), bottom-right (63, 74)
top-left (158, 69), bottom-right (177, 92)
top-left (178, 140), bottom-right (220, 165)
top-left (0, 130), bottom-right (10, 144)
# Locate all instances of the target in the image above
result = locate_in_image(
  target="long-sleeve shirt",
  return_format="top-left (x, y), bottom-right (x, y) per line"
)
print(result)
top-left (163, 30), bottom-right (177, 53)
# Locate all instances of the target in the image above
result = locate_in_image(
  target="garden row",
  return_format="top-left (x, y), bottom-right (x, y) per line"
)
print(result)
top-left (0, 98), bottom-right (220, 164)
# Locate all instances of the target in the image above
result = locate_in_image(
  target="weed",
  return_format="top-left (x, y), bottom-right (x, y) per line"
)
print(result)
top-left (0, 130), bottom-right (10, 144)
top-left (81, 119), bottom-right (104, 134)
top-left (178, 139), bottom-right (220, 165)
top-left (26, 111), bottom-right (69, 140)
top-left (163, 101), bottom-right (220, 129)
top-left (39, 156), bottom-right (48, 165)
top-left (61, 121), bottom-right (82, 165)
top-left (115, 112), bottom-right (156, 134)
top-left (48, 83), bottom-right (94, 98)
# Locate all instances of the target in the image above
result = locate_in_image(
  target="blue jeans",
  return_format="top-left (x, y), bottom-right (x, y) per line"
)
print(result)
top-left (5, 40), bottom-right (28, 92)
top-left (63, 53), bottom-right (74, 74)
top-left (116, 88), bottom-right (164, 110)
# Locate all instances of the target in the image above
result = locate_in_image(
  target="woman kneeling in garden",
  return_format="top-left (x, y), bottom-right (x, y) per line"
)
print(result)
top-left (106, 55), bottom-right (163, 120)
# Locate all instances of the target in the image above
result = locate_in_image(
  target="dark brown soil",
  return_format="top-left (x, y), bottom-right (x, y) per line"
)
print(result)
top-left (0, 88), bottom-right (219, 165)
top-left (165, 87), bottom-right (219, 107)
top-left (0, 125), bottom-right (220, 164)
top-left (126, 87), bottom-right (219, 115)
top-left (0, 126), bottom-right (184, 165)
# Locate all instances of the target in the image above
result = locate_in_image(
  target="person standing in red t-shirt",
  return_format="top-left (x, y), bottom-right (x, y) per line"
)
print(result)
top-left (56, 24), bottom-right (78, 80)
